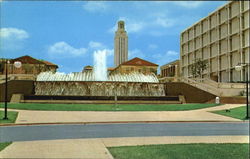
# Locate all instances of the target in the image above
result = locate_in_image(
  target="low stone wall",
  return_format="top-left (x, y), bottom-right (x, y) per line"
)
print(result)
top-left (22, 100), bottom-right (181, 104)
top-left (208, 97), bottom-right (247, 104)
top-left (0, 80), bottom-right (34, 102)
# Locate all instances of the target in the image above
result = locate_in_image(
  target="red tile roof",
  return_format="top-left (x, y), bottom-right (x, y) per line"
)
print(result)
top-left (10, 55), bottom-right (44, 64)
top-left (120, 57), bottom-right (158, 66)
top-left (10, 55), bottom-right (58, 67)
top-left (108, 67), bottom-right (115, 71)
top-left (42, 60), bottom-right (58, 67)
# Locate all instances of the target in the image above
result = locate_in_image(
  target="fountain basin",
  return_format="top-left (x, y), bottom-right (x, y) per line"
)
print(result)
top-left (22, 95), bottom-right (181, 104)
top-left (35, 81), bottom-right (165, 96)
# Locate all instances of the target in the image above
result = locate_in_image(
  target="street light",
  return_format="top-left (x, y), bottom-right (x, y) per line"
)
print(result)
top-left (14, 61), bottom-right (22, 69)
top-left (235, 63), bottom-right (249, 119)
top-left (3, 60), bottom-right (22, 120)
top-left (3, 60), bottom-right (10, 120)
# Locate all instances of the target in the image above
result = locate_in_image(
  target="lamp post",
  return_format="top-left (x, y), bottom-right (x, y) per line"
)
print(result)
top-left (3, 60), bottom-right (22, 120)
top-left (235, 63), bottom-right (249, 119)
top-left (3, 60), bottom-right (10, 120)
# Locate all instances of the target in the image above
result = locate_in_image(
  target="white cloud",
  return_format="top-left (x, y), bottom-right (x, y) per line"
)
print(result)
top-left (152, 50), bottom-right (179, 66)
top-left (173, 1), bottom-right (204, 8)
top-left (127, 21), bottom-right (144, 33)
top-left (0, 28), bottom-right (29, 40)
top-left (48, 41), bottom-right (87, 57)
top-left (0, 27), bottom-right (29, 51)
top-left (154, 17), bottom-right (175, 28)
top-left (83, 2), bottom-right (109, 13)
top-left (88, 41), bottom-right (105, 49)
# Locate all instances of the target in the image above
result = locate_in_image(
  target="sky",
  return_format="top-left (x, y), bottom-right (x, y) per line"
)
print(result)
top-left (0, 1), bottom-right (227, 73)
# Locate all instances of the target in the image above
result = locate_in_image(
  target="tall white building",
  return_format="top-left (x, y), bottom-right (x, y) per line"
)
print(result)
top-left (114, 21), bottom-right (128, 67)
top-left (180, 1), bottom-right (249, 82)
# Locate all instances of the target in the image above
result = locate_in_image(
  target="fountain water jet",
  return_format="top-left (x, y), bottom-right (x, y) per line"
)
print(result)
top-left (93, 50), bottom-right (107, 81)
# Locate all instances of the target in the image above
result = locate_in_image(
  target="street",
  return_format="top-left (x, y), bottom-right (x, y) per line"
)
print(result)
top-left (0, 122), bottom-right (249, 142)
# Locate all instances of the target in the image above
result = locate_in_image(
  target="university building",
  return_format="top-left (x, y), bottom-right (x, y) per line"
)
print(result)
top-left (160, 60), bottom-right (180, 82)
top-left (110, 57), bottom-right (158, 75)
top-left (0, 55), bottom-right (58, 75)
top-left (180, 1), bottom-right (249, 82)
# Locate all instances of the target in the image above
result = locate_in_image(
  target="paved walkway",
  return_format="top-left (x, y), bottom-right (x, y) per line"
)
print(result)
top-left (0, 136), bottom-right (248, 158)
top-left (0, 104), bottom-right (244, 124)
top-left (0, 139), bottom-right (113, 159)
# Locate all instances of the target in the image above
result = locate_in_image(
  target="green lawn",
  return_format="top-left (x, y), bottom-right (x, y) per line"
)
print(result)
top-left (0, 103), bottom-right (220, 111)
top-left (0, 111), bottom-right (18, 124)
top-left (212, 106), bottom-right (248, 120)
top-left (0, 142), bottom-right (12, 152)
top-left (108, 143), bottom-right (249, 159)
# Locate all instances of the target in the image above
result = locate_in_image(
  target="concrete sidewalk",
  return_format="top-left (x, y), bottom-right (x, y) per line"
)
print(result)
top-left (0, 136), bottom-right (248, 158)
top-left (1, 104), bottom-right (243, 124)
top-left (0, 139), bottom-right (113, 159)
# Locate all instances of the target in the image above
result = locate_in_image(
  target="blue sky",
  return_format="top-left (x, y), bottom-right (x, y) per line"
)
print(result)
top-left (0, 1), bottom-right (227, 73)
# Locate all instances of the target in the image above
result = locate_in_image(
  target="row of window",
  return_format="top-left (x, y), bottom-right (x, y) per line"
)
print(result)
top-left (182, 15), bottom-right (249, 44)
top-left (121, 67), bottom-right (157, 75)
top-left (181, 32), bottom-right (249, 55)
top-left (182, 51), bottom-right (247, 69)
top-left (183, 67), bottom-right (248, 82)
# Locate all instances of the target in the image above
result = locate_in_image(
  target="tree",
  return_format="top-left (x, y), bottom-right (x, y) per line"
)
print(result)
top-left (190, 58), bottom-right (208, 78)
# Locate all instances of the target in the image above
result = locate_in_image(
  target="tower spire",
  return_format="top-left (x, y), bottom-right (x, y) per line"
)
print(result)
top-left (114, 21), bottom-right (128, 67)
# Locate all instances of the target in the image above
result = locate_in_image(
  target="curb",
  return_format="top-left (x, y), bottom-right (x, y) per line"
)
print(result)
top-left (0, 120), bottom-right (247, 127)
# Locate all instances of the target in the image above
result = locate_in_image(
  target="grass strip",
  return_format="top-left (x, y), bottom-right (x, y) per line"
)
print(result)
top-left (0, 103), bottom-right (220, 111)
top-left (0, 111), bottom-right (18, 124)
top-left (109, 143), bottom-right (249, 159)
top-left (212, 106), bottom-right (248, 120)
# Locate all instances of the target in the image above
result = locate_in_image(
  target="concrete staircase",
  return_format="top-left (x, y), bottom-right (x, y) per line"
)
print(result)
top-left (181, 77), bottom-right (245, 97)
top-left (181, 77), bottom-right (221, 96)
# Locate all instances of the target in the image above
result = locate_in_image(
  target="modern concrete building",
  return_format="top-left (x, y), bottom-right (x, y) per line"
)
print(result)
top-left (180, 1), bottom-right (249, 82)
top-left (160, 60), bottom-right (180, 82)
top-left (114, 21), bottom-right (128, 67)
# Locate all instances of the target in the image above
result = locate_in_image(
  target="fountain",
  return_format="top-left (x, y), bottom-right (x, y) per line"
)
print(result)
top-left (93, 50), bottom-right (107, 81)
top-left (35, 72), bottom-right (165, 96)
top-left (35, 50), bottom-right (165, 97)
